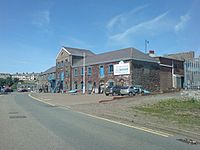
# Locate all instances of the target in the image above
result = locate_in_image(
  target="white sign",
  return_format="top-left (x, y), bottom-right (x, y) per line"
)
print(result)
top-left (114, 63), bottom-right (130, 75)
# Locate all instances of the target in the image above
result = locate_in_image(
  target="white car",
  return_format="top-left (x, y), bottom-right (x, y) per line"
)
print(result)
top-left (120, 86), bottom-right (136, 96)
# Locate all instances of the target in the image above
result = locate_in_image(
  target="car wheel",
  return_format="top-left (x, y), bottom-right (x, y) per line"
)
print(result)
top-left (105, 94), bottom-right (109, 96)
top-left (129, 92), bottom-right (133, 96)
top-left (121, 94), bottom-right (124, 96)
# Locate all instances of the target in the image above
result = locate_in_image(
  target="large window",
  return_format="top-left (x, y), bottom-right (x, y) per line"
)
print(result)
top-left (61, 61), bottom-right (64, 67)
top-left (74, 81), bottom-right (78, 89)
top-left (57, 62), bottom-right (60, 68)
top-left (81, 81), bottom-right (84, 90)
top-left (99, 65), bottom-right (104, 78)
top-left (108, 64), bottom-right (114, 73)
top-left (66, 70), bottom-right (69, 77)
top-left (88, 67), bottom-right (92, 76)
top-left (60, 72), bottom-right (64, 81)
top-left (81, 67), bottom-right (84, 76)
top-left (74, 68), bottom-right (78, 77)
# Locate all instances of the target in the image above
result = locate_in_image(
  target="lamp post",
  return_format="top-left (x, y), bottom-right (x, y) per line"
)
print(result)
top-left (83, 52), bottom-right (86, 94)
top-left (145, 40), bottom-right (149, 53)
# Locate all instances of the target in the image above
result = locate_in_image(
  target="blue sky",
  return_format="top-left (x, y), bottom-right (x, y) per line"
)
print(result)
top-left (0, 0), bottom-right (199, 73)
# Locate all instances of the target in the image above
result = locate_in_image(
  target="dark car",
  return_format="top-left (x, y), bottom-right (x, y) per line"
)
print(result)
top-left (4, 88), bottom-right (13, 92)
top-left (105, 85), bottom-right (122, 96)
top-left (19, 89), bottom-right (28, 92)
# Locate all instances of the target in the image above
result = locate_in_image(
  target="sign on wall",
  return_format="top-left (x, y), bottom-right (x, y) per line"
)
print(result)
top-left (114, 62), bottom-right (130, 75)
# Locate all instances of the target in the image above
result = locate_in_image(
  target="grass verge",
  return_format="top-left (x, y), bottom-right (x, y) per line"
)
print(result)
top-left (134, 98), bottom-right (200, 126)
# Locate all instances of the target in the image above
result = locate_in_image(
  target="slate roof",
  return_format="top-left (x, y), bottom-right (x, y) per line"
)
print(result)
top-left (73, 47), bottom-right (157, 67)
top-left (41, 66), bottom-right (56, 75)
top-left (63, 47), bottom-right (95, 56)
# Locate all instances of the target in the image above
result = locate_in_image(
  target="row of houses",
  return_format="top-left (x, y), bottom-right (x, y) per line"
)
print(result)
top-left (37, 46), bottom-right (199, 93)
top-left (0, 72), bottom-right (39, 81)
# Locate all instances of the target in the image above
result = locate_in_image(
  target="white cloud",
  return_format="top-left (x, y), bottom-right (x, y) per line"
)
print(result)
top-left (109, 11), bottom-right (169, 43)
top-left (32, 10), bottom-right (50, 27)
top-left (106, 5), bottom-right (148, 30)
top-left (60, 37), bottom-right (93, 49)
top-left (174, 12), bottom-right (190, 32)
top-left (107, 15), bottom-right (122, 29)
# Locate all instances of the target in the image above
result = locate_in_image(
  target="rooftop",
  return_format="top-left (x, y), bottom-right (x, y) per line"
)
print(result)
top-left (41, 66), bottom-right (56, 75)
top-left (73, 47), bottom-right (157, 67)
top-left (63, 47), bottom-right (95, 57)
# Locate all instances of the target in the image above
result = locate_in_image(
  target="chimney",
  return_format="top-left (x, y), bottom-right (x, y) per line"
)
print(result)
top-left (149, 50), bottom-right (156, 57)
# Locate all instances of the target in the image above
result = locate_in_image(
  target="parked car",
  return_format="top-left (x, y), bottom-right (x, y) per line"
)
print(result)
top-left (120, 86), bottom-right (136, 96)
top-left (133, 85), bottom-right (150, 95)
top-left (19, 89), bottom-right (28, 92)
top-left (4, 88), bottom-right (13, 92)
top-left (105, 85), bottom-right (122, 96)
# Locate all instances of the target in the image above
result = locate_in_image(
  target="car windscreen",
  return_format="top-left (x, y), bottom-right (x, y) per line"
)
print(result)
top-left (121, 86), bottom-right (128, 89)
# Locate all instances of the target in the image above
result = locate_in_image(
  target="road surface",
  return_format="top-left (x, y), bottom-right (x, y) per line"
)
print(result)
top-left (0, 93), bottom-right (199, 150)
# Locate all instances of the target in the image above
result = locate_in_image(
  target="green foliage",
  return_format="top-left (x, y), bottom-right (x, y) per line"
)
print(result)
top-left (0, 77), bottom-right (20, 89)
top-left (135, 98), bottom-right (200, 126)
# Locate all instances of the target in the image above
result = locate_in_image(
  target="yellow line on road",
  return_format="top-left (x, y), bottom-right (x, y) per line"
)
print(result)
top-left (75, 111), bottom-right (173, 138)
top-left (28, 94), bottom-right (56, 107)
top-left (28, 93), bottom-right (173, 137)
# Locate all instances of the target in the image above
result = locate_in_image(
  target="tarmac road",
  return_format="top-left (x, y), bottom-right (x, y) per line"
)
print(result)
top-left (0, 93), bottom-right (199, 150)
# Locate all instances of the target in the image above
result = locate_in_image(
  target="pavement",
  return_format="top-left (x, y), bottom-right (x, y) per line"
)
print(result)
top-left (1, 93), bottom-right (200, 150)
top-left (30, 92), bottom-right (113, 107)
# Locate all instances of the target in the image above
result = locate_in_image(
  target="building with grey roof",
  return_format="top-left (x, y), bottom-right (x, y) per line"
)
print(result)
top-left (73, 48), bottom-right (157, 67)
top-left (38, 66), bottom-right (56, 93)
top-left (55, 46), bottom-right (160, 93)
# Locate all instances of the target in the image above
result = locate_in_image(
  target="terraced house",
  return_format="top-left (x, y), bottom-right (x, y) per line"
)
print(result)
top-left (55, 47), bottom-right (160, 93)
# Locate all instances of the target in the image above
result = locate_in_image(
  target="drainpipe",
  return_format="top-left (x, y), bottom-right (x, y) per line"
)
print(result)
top-left (172, 60), bottom-right (175, 88)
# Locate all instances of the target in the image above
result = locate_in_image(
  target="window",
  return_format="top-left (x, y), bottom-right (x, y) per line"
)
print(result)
top-left (61, 61), bottom-right (64, 67)
top-left (109, 81), bottom-right (114, 87)
top-left (81, 67), bottom-right (84, 76)
top-left (87, 81), bottom-right (92, 91)
top-left (57, 62), bottom-right (60, 68)
top-left (81, 81), bottom-right (84, 90)
top-left (99, 65), bottom-right (104, 78)
top-left (108, 64), bottom-right (114, 73)
top-left (66, 70), bottom-right (69, 77)
top-left (108, 80), bottom-right (115, 87)
top-left (74, 68), bottom-right (78, 77)
top-left (74, 81), bottom-right (78, 89)
top-left (88, 67), bottom-right (92, 76)
top-left (60, 72), bottom-right (64, 81)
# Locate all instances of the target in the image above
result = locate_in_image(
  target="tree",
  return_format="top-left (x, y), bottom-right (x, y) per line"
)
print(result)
top-left (5, 77), bottom-right (13, 86)
top-left (0, 78), bottom-right (6, 87)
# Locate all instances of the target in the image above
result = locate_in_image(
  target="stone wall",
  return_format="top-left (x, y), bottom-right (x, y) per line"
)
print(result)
top-left (71, 60), bottom-right (160, 92)
top-left (131, 60), bottom-right (160, 92)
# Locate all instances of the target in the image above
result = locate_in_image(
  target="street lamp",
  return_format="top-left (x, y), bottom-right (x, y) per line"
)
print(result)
top-left (145, 40), bottom-right (149, 53)
top-left (83, 52), bottom-right (86, 94)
